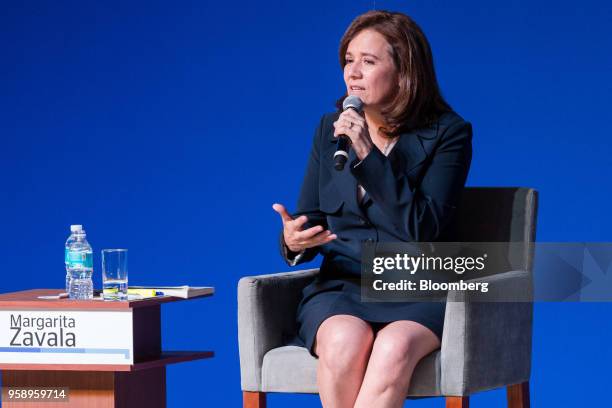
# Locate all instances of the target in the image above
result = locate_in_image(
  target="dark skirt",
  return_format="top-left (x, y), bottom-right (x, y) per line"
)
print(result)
top-left (292, 279), bottom-right (445, 358)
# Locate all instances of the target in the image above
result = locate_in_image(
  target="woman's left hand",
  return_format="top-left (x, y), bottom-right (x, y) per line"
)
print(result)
top-left (333, 109), bottom-right (373, 161)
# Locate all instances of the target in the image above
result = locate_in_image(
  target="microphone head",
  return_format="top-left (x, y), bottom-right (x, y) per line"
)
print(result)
top-left (343, 95), bottom-right (363, 113)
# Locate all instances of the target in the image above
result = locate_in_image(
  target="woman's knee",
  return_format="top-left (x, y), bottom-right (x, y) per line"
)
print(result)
top-left (315, 315), bottom-right (374, 370)
top-left (372, 334), bottom-right (414, 367)
top-left (372, 321), bottom-right (440, 366)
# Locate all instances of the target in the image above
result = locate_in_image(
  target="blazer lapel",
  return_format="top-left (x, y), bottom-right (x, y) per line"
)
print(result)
top-left (325, 119), bottom-right (438, 213)
top-left (392, 128), bottom-right (433, 173)
top-left (359, 128), bottom-right (434, 207)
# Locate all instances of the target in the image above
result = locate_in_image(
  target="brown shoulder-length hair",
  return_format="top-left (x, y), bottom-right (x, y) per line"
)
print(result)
top-left (336, 10), bottom-right (451, 135)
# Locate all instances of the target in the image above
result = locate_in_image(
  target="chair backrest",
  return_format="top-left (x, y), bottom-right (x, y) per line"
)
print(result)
top-left (445, 187), bottom-right (539, 272)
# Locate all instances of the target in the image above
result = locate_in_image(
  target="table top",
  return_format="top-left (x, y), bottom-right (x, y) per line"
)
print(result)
top-left (0, 289), bottom-right (213, 310)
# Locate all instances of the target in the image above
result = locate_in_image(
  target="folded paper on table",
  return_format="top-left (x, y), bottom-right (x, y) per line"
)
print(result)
top-left (128, 286), bottom-right (214, 299)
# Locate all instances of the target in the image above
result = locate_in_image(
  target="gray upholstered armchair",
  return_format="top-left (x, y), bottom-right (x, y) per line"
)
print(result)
top-left (238, 187), bottom-right (538, 408)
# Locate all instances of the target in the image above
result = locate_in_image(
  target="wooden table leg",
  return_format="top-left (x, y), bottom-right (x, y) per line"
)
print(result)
top-left (2, 368), bottom-right (166, 408)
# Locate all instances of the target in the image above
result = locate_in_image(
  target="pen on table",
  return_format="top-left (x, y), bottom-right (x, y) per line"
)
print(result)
top-left (127, 289), bottom-right (165, 297)
top-left (37, 293), bottom-right (69, 300)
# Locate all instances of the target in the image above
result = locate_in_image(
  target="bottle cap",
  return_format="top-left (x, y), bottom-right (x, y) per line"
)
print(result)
top-left (70, 225), bottom-right (83, 233)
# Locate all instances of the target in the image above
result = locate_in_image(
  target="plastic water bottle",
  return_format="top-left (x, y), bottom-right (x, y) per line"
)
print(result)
top-left (64, 225), bottom-right (79, 293)
top-left (65, 225), bottom-right (94, 299)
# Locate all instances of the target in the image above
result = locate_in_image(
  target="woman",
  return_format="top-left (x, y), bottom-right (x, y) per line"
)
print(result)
top-left (273, 10), bottom-right (472, 408)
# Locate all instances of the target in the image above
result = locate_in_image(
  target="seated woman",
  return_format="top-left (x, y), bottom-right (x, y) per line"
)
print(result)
top-left (273, 10), bottom-right (472, 408)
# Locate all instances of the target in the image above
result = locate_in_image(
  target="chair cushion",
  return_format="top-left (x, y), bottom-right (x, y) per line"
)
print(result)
top-left (261, 345), bottom-right (443, 396)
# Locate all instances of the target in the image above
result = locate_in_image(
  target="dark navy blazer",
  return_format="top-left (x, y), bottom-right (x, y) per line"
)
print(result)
top-left (282, 110), bottom-right (473, 303)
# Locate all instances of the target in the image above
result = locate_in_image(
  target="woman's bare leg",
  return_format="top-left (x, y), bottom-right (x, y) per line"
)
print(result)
top-left (354, 321), bottom-right (440, 408)
top-left (315, 315), bottom-right (375, 408)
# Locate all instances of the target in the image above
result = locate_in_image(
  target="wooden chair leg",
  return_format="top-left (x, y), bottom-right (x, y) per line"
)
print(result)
top-left (446, 396), bottom-right (469, 408)
top-left (507, 381), bottom-right (530, 408)
top-left (243, 391), bottom-right (267, 408)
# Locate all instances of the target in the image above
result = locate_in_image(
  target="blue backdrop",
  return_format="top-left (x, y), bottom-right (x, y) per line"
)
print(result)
top-left (1, 0), bottom-right (610, 406)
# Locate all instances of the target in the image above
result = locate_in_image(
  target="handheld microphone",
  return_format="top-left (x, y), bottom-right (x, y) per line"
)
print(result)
top-left (334, 95), bottom-right (364, 171)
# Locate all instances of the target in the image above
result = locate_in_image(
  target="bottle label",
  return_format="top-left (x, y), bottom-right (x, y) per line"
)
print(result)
top-left (65, 251), bottom-right (93, 268)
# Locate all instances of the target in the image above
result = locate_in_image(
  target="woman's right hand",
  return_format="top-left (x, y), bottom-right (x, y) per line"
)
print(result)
top-left (272, 203), bottom-right (337, 253)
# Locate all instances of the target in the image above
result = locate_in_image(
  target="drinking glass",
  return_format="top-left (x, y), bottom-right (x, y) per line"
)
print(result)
top-left (101, 249), bottom-right (128, 301)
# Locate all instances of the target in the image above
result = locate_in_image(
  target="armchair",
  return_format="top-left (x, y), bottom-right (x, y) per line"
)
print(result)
top-left (238, 187), bottom-right (538, 407)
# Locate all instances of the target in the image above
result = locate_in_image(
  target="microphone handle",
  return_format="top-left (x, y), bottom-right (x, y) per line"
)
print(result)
top-left (334, 103), bottom-right (363, 171)
top-left (334, 135), bottom-right (351, 171)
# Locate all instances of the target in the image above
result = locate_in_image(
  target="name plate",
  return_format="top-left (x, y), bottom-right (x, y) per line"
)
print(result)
top-left (0, 310), bottom-right (133, 365)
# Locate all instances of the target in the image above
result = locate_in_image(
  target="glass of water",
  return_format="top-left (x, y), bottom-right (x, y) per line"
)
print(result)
top-left (101, 249), bottom-right (128, 301)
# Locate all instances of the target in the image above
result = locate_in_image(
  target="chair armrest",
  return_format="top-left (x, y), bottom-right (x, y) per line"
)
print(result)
top-left (237, 268), bottom-right (319, 391)
top-left (440, 270), bottom-right (533, 396)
